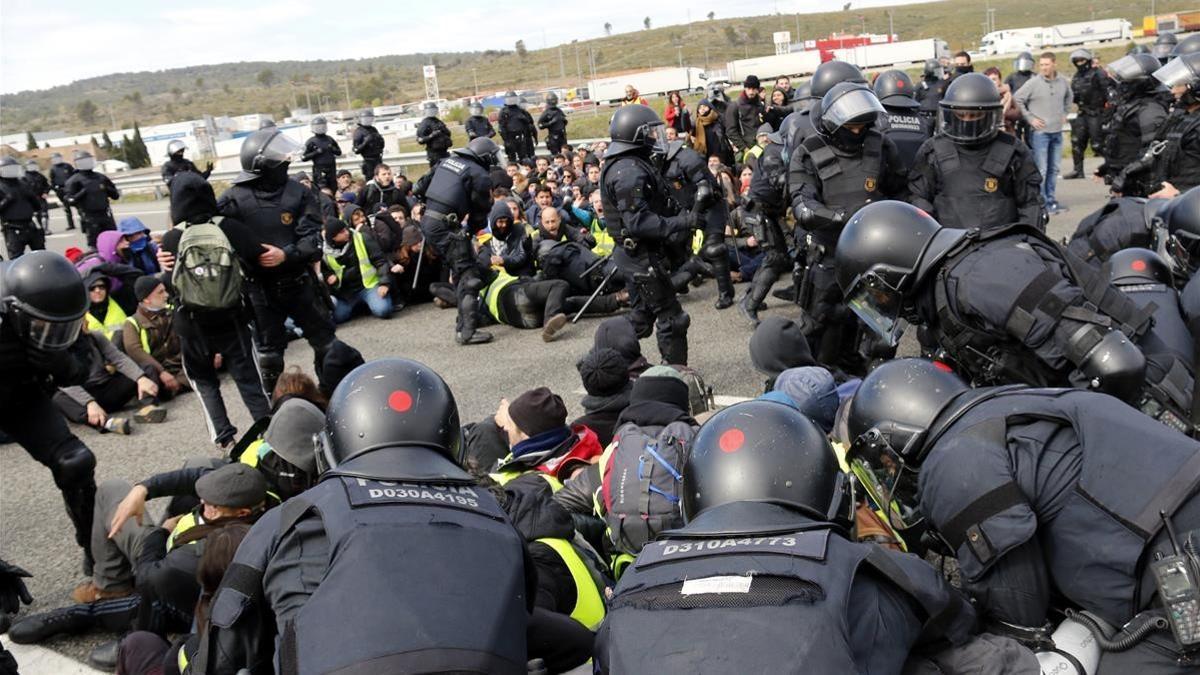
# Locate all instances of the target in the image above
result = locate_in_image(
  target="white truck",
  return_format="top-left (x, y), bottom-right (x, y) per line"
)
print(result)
top-left (833, 38), bottom-right (951, 69)
top-left (980, 19), bottom-right (1133, 54)
top-left (725, 50), bottom-right (824, 83)
top-left (587, 67), bottom-right (708, 103)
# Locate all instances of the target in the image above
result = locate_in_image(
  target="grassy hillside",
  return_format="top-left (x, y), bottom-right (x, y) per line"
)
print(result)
top-left (3, 0), bottom-right (1194, 137)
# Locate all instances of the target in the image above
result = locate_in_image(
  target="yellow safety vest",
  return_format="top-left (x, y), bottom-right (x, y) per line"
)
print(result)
top-left (490, 466), bottom-right (564, 492)
top-left (534, 537), bottom-right (607, 629)
top-left (832, 441), bottom-right (908, 551)
top-left (590, 220), bottom-right (615, 257)
top-left (84, 298), bottom-right (126, 340)
top-left (480, 269), bottom-right (521, 324)
top-left (124, 316), bottom-right (152, 354)
top-left (238, 438), bottom-right (265, 468)
top-left (744, 143), bottom-right (765, 164)
top-left (166, 511), bottom-right (199, 551)
top-left (691, 229), bottom-right (704, 255)
top-left (178, 643), bottom-right (189, 674)
top-left (324, 230), bottom-right (379, 289)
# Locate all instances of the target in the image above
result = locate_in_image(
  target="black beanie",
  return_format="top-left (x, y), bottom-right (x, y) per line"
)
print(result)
top-left (749, 316), bottom-right (815, 378)
top-left (631, 374), bottom-right (691, 413)
top-left (509, 387), bottom-right (568, 437)
top-left (168, 172), bottom-right (218, 225)
top-left (134, 275), bottom-right (163, 302)
top-left (577, 348), bottom-right (630, 397)
top-left (593, 317), bottom-right (642, 364)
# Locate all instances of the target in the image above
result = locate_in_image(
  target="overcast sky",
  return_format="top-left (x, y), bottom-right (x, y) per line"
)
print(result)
top-left (0, 0), bottom-right (922, 94)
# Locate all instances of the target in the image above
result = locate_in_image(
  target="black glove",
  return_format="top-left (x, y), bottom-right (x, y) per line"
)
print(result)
top-left (0, 559), bottom-right (32, 616)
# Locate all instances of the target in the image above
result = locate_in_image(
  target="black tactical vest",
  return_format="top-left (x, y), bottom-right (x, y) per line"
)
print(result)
top-left (222, 180), bottom-right (310, 272)
top-left (801, 131), bottom-right (886, 245)
top-left (930, 135), bottom-right (1019, 230)
top-left (423, 156), bottom-right (483, 218)
top-left (71, 172), bottom-right (113, 213)
top-left (1107, 99), bottom-right (1167, 169)
top-left (599, 153), bottom-right (675, 243)
top-left (1157, 111), bottom-right (1200, 193)
top-left (882, 109), bottom-right (929, 174)
top-left (0, 179), bottom-right (34, 222)
top-left (748, 142), bottom-right (788, 214)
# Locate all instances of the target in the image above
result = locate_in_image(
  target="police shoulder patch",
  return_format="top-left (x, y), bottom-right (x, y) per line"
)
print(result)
top-left (864, 177), bottom-right (877, 192)
top-left (984, 177), bottom-right (999, 193)
top-left (281, 212), bottom-right (294, 225)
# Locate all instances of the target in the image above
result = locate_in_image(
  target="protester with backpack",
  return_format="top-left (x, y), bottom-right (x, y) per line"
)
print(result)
top-left (158, 173), bottom-right (270, 449)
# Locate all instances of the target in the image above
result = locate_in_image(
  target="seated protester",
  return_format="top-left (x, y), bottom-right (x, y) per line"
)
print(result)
top-left (334, 169), bottom-right (354, 195)
top-left (748, 317), bottom-right (817, 391)
top-left (53, 330), bottom-right (166, 434)
top-left (368, 204), bottom-right (408, 264)
top-left (320, 218), bottom-right (392, 323)
top-left (479, 201), bottom-right (535, 278)
top-left (83, 272), bottom-right (129, 341)
top-left (535, 205), bottom-right (595, 254)
top-left (526, 186), bottom-right (582, 238)
top-left (78, 230), bottom-right (145, 313)
top-left (317, 340), bottom-right (365, 400)
top-left (580, 162), bottom-right (601, 198)
top-left (593, 317), bottom-right (651, 379)
top-left (508, 197), bottom-right (532, 233)
top-left (771, 366), bottom-right (840, 436)
top-left (116, 217), bottom-right (161, 276)
top-left (568, 189), bottom-right (614, 257)
top-left (477, 266), bottom-right (572, 342)
top-left (536, 239), bottom-right (627, 316)
top-left (392, 225), bottom-right (445, 307)
top-left (491, 387), bottom-right (604, 488)
top-left (728, 205), bottom-right (765, 282)
top-left (359, 163), bottom-right (405, 215)
top-left (122, 276), bottom-right (192, 400)
top-left (297, 172), bottom-right (339, 222)
top-left (571, 347), bottom-right (632, 447)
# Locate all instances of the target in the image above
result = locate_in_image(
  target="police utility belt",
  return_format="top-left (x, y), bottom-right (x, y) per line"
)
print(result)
top-left (424, 208), bottom-right (460, 225)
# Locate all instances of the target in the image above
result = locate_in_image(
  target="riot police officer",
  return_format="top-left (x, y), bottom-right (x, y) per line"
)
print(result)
top-left (1154, 32), bottom-right (1179, 65)
top-left (194, 358), bottom-right (532, 675)
top-left (1064, 49), bottom-right (1111, 180)
top-left (1103, 248), bottom-right (1194, 369)
top-left (1066, 195), bottom-right (1169, 265)
top-left (780, 60), bottom-right (867, 156)
top-left (909, 73), bottom-right (1044, 231)
top-left (601, 105), bottom-right (698, 365)
top-left (499, 92), bottom-right (537, 163)
top-left (217, 128), bottom-right (335, 393)
top-left (301, 116), bottom-right (342, 192)
top-left (916, 58), bottom-right (949, 122)
top-left (834, 201), bottom-right (1193, 432)
top-left (1006, 52), bottom-right (1037, 145)
top-left (848, 359), bottom-right (1200, 673)
top-left (0, 251), bottom-right (98, 574)
top-left (1099, 53), bottom-right (1169, 197)
top-left (48, 152), bottom-right (76, 231)
top-left (788, 83), bottom-right (907, 371)
top-left (738, 130), bottom-right (790, 324)
top-left (1124, 53), bottom-right (1200, 196)
top-left (661, 140), bottom-right (735, 310)
top-left (418, 136), bottom-right (501, 345)
top-left (415, 102), bottom-right (453, 168)
top-left (0, 156), bottom-right (44, 259)
top-left (22, 160), bottom-right (50, 234)
top-left (351, 109), bottom-right (385, 178)
top-left (873, 69), bottom-right (931, 174)
top-left (159, 140), bottom-right (212, 186)
top-left (63, 150), bottom-right (119, 248)
top-left (537, 92), bottom-right (569, 155)
top-left (465, 101), bottom-right (495, 140)
top-left (598, 399), bottom-right (978, 674)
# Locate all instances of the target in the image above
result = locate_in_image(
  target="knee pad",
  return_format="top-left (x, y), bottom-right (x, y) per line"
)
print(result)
top-left (459, 273), bottom-right (485, 294)
top-left (701, 242), bottom-right (726, 261)
top-left (669, 310), bottom-right (691, 334)
top-left (257, 351), bottom-right (284, 374)
top-left (52, 441), bottom-right (97, 489)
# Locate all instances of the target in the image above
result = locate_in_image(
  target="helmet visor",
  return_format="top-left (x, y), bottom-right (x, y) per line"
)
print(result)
top-left (1014, 56), bottom-right (1034, 72)
top-left (50, 155), bottom-right (63, 164)
top-left (845, 282), bottom-right (904, 347)
top-left (1153, 43), bottom-right (1176, 61)
top-left (937, 106), bottom-right (1001, 143)
top-left (0, 163), bottom-right (23, 179)
top-left (1154, 56), bottom-right (1199, 88)
top-left (639, 121), bottom-right (669, 155)
top-left (359, 114), bottom-right (375, 126)
top-left (311, 121), bottom-right (327, 134)
top-left (1107, 55), bottom-right (1147, 82)
top-left (470, 105), bottom-right (483, 115)
top-left (75, 157), bottom-right (96, 171)
top-left (258, 132), bottom-right (302, 168)
top-left (822, 89), bottom-right (885, 130)
top-left (17, 311), bottom-right (84, 351)
top-left (167, 140), bottom-right (185, 155)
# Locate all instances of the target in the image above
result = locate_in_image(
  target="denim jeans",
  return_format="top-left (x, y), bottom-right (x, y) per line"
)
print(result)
top-left (1030, 130), bottom-right (1063, 206)
top-left (332, 286), bottom-right (392, 323)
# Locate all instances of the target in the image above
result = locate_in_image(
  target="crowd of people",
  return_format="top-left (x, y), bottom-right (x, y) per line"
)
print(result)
top-left (0, 30), bottom-right (1199, 675)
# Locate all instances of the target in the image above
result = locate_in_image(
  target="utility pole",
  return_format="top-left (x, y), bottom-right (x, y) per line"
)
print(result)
top-left (887, 10), bottom-right (894, 39)
top-left (575, 44), bottom-right (583, 90)
top-left (676, 45), bottom-right (683, 67)
top-left (559, 46), bottom-right (566, 78)
top-left (704, 46), bottom-right (710, 71)
top-left (472, 68), bottom-right (479, 97)
top-left (342, 72), bottom-right (352, 112)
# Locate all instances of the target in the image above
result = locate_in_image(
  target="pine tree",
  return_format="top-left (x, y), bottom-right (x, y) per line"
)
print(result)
top-left (119, 135), bottom-right (133, 164)
top-left (130, 123), bottom-right (150, 168)
top-left (25, 131), bottom-right (37, 151)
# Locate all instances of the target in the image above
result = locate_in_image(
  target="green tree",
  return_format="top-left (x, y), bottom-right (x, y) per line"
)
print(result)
top-left (222, 83), bottom-right (232, 94)
top-left (723, 26), bottom-right (740, 45)
top-left (100, 131), bottom-right (114, 156)
top-left (171, 86), bottom-right (182, 99)
top-left (515, 40), bottom-right (527, 60)
top-left (707, 11), bottom-right (715, 20)
top-left (119, 134), bottom-right (133, 164)
top-left (25, 131), bottom-right (37, 151)
top-left (124, 91), bottom-right (143, 107)
top-left (76, 99), bottom-right (98, 124)
top-left (748, 27), bottom-right (761, 42)
top-left (604, 22), bottom-right (612, 35)
top-left (643, 16), bottom-right (651, 30)
top-left (195, 76), bottom-right (204, 89)
top-left (128, 123), bottom-right (150, 169)
top-left (257, 69), bottom-right (276, 87)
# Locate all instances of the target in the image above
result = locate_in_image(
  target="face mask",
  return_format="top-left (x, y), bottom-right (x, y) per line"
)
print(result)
top-left (143, 304), bottom-right (166, 314)
top-left (832, 126), bottom-right (868, 150)
top-left (129, 237), bottom-right (148, 252)
top-left (259, 163), bottom-right (290, 189)
top-left (955, 65), bottom-right (974, 75)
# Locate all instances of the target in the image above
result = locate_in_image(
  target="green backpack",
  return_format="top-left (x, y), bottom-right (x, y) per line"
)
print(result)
top-left (172, 223), bottom-right (243, 310)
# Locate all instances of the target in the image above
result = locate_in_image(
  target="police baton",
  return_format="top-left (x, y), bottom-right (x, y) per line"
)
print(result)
top-left (411, 241), bottom-right (425, 292)
top-left (572, 265), bottom-right (619, 324)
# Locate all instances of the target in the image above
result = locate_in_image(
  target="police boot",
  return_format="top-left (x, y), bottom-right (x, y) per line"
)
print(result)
top-left (7, 606), bottom-right (94, 644)
top-left (710, 257), bottom-right (735, 309)
top-left (739, 268), bottom-right (779, 328)
top-left (456, 297), bottom-right (493, 345)
top-left (1063, 163), bottom-right (1085, 180)
top-left (88, 640), bottom-right (118, 672)
top-left (670, 268), bottom-right (694, 295)
top-left (687, 257), bottom-right (715, 286)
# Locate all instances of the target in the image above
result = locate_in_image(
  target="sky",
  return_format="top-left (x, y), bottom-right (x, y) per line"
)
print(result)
top-left (0, 0), bottom-right (924, 95)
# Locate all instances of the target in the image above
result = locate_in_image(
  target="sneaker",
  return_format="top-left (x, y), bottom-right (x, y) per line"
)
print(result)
top-left (433, 297), bottom-right (453, 309)
top-left (103, 417), bottom-right (131, 435)
top-left (541, 313), bottom-right (569, 342)
top-left (133, 405), bottom-right (167, 424)
top-left (71, 580), bottom-right (132, 604)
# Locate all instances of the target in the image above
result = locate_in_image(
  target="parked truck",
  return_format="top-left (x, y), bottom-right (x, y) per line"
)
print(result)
top-left (980, 19), bottom-right (1133, 54)
top-left (726, 50), bottom-right (824, 83)
top-left (586, 67), bottom-right (708, 102)
top-left (833, 38), bottom-right (951, 69)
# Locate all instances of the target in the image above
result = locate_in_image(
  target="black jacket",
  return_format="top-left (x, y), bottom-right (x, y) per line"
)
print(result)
top-left (49, 163), bottom-right (74, 191)
top-left (499, 474), bottom-right (580, 615)
top-left (724, 93), bottom-right (765, 153)
top-left (499, 105), bottom-right (536, 138)
top-left (0, 177), bottom-right (39, 222)
top-left (64, 170), bottom-right (119, 213)
top-left (161, 156), bottom-right (212, 185)
top-left (351, 125), bottom-right (384, 158)
top-left (570, 388), bottom-right (631, 447)
top-left (537, 107), bottom-right (568, 136)
top-left (466, 115), bottom-right (496, 140)
top-left (302, 134), bottom-right (342, 167)
top-left (416, 118), bottom-right (453, 151)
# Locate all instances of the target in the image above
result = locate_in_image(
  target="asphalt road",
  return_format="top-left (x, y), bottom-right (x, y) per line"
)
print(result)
top-left (2, 156), bottom-right (1114, 667)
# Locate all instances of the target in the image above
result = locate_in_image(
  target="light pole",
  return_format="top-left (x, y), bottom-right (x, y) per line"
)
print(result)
top-left (472, 68), bottom-right (479, 97)
top-left (676, 45), bottom-right (683, 67)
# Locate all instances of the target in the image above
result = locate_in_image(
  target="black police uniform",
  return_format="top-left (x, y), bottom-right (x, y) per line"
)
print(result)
top-left (788, 128), bottom-right (907, 369)
top-left (217, 178), bottom-right (334, 393)
top-left (908, 134), bottom-right (1045, 231)
top-left (597, 501), bottom-right (977, 674)
top-left (1069, 62), bottom-right (1111, 177)
top-left (600, 149), bottom-right (693, 365)
top-left (537, 105), bottom-right (569, 155)
top-left (49, 161), bottom-right (77, 230)
top-left (416, 116), bottom-right (453, 168)
top-left (160, 155), bottom-right (211, 186)
top-left (879, 104), bottom-right (931, 174)
top-left (1066, 197), bottom-right (1163, 264)
top-left (301, 133), bottom-right (342, 192)
top-left (1006, 69), bottom-right (1035, 145)
top-left (914, 386), bottom-right (1200, 672)
top-left (916, 76), bottom-right (949, 121)
top-left (741, 139), bottom-right (791, 316)
top-left (1106, 253), bottom-right (1194, 369)
top-left (465, 114), bottom-right (496, 141)
top-left (417, 152), bottom-right (495, 339)
top-left (63, 169), bottom-right (119, 248)
top-left (663, 143), bottom-right (735, 307)
top-left (21, 168), bottom-right (51, 232)
top-left (499, 104), bottom-right (537, 162)
top-left (0, 174), bottom-right (45, 259)
top-left (351, 123), bottom-right (385, 178)
top-left (1147, 107), bottom-right (1200, 194)
top-left (1102, 90), bottom-right (1169, 196)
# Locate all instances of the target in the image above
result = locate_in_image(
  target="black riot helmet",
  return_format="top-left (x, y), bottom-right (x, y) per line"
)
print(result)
top-left (74, 150), bottom-right (96, 171)
top-left (504, 91), bottom-right (520, 106)
top-left (0, 251), bottom-right (88, 351)
top-left (49, 152), bottom-right (65, 165)
top-left (0, 155), bottom-right (23, 180)
top-left (835, 201), bottom-right (965, 346)
top-left (683, 400), bottom-right (849, 527)
top-left (1103, 248), bottom-right (1174, 286)
top-left (1162, 186), bottom-right (1200, 277)
top-left (1129, 44), bottom-right (1152, 56)
top-left (1108, 52), bottom-right (1161, 83)
top-left (1155, 52), bottom-right (1200, 106)
top-left (873, 69), bottom-right (919, 109)
top-left (938, 72), bottom-right (1003, 145)
top-left (847, 359), bottom-right (969, 470)
top-left (469, 102), bottom-right (484, 116)
top-left (310, 116), bottom-right (328, 135)
top-left (794, 80), bottom-right (813, 100)
top-left (923, 59), bottom-right (945, 81)
top-left (1174, 33), bottom-right (1200, 58)
top-left (455, 136), bottom-right (501, 168)
top-left (317, 358), bottom-right (468, 482)
top-left (233, 128), bottom-right (301, 184)
top-left (1155, 33), bottom-right (1180, 65)
top-left (1070, 48), bottom-right (1094, 70)
top-left (545, 92), bottom-right (559, 107)
top-left (422, 101), bottom-right (439, 118)
top-left (811, 60), bottom-right (867, 99)
top-left (166, 139), bottom-right (187, 158)
top-left (607, 104), bottom-right (668, 158)
top-left (259, 118), bottom-right (276, 129)
top-left (817, 82), bottom-right (884, 151)
top-left (358, 109), bottom-right (375, 126)
top-left (1013, 51), bottom-right (1035, 74)
top-left (706, 82), bottom-right (728, 103)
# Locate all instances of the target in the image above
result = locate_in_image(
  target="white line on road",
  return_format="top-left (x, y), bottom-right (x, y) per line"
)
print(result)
top-left (5, 641), bottom-right (105, 675)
